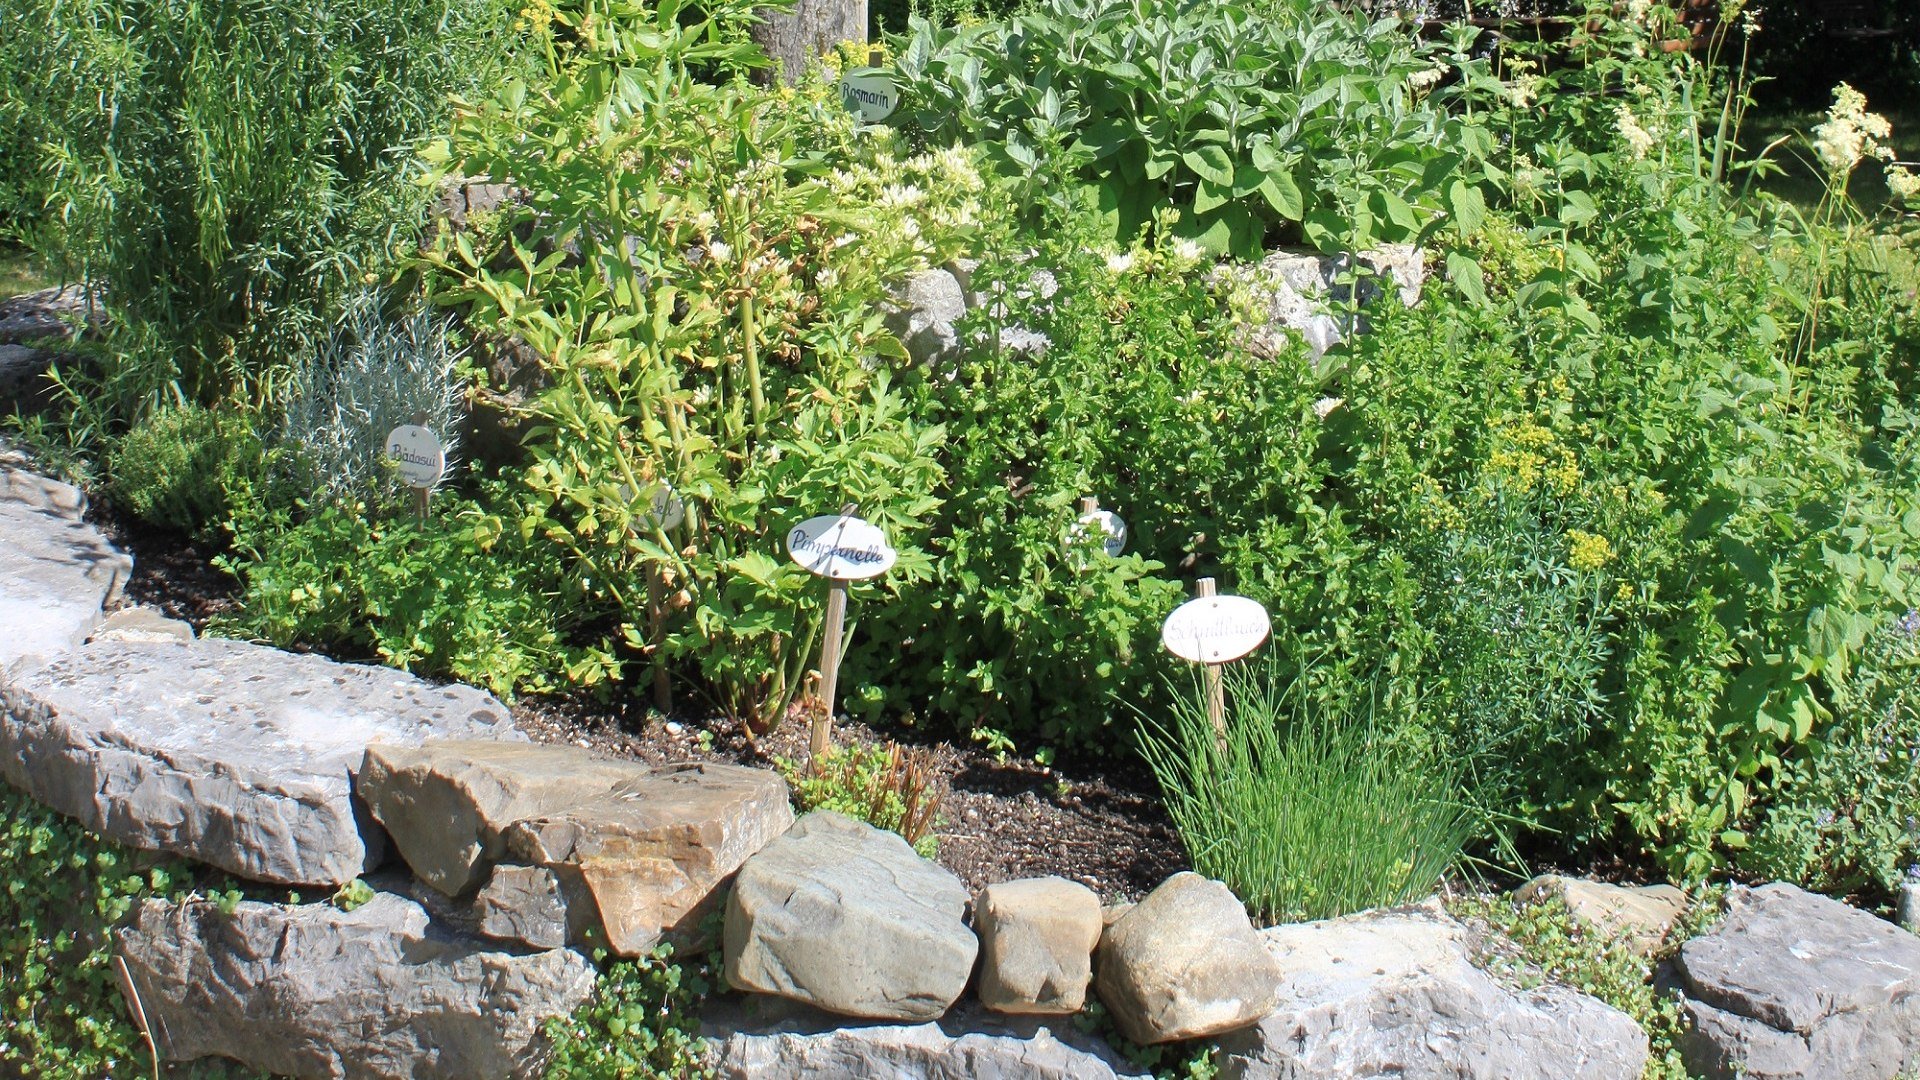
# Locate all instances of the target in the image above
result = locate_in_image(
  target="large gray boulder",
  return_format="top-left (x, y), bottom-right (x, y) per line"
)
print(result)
top-left (1675, 882), bottom-right (1920, 1079)
top-left (0, 467), bottom-right (129, 673)
top-left (704, 997), bottom-right (1151, 1080)
top-left (359, 739), bottom-right (640, 896)
top-left (115, 891), bottom-right (597, 1080)
top-left (975, 876), bottom-right (1102, 1015)
top-left (507, 760), bottom-right (794, 956)
top-left (725, 811), bottom-right (977, 1021)
top-left (1215, 900), bottom-right (1648, 1080)
top-left (0, 636), bottom-right (521, 886)
top-left (1222, 245), bottom-right (1427, 362)
top-left (1094, 872), bottom-right (1282, 1045)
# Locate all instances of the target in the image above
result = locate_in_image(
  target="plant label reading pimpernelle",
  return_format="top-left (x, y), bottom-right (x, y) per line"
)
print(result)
top-left (839, 71), bottom-right (899, 123)
top-left (383, 425), bottom-right (445, 489)
top-left (618, 480), bottom-right (686, 532)
top-left (1161, 594), bottom-right (1271, 664)
top-left (787, 513), bottom-right (897, 580)
top-left (1072, 507), bottom-right (1128, 558)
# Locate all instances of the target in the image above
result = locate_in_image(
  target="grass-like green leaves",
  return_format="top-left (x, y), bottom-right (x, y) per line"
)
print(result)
top-left (1139, 660), bottom-right (1480, 924)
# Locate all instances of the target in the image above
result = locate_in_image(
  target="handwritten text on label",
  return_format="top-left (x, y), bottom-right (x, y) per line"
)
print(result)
top-left (787, 514), bottom-right (897, 580)
top-left (383, 425), bottom-right (445, 489)
top-left (1161, 594), bottom-right (1272, 664)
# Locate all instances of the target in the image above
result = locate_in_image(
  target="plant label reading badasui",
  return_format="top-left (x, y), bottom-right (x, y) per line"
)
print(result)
top-left (839, 71), bottom-right (898, 123)
top-left (617, 480), bottom-right (686, 532)
top-left (383, 425), bottom-right (445, 489)
top-left (1161, 594), bottom-right (1271, 664)
top-left (787, 513), bottom-right (897, 580)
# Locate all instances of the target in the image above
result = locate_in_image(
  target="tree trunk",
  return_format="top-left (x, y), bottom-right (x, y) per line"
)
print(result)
top-left (750, 0), bottom-right (868, 86)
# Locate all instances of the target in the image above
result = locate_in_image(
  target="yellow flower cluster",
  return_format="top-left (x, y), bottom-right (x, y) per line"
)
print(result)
top-left (1413, 476), bottom-right (1466, 532)
top-left (515, 0), bottom-right (554, 33)
top-left (1489, 421), bottom-right (1580, 497)
top-left (1567, 529), bottom-right (1615, 572)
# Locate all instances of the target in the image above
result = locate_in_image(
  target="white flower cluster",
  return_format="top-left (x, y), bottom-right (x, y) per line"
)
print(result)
top-left (1890, 166), bottom-right (1920, 206)
top-left (1615, 106), bottom-right (1658, 161)
top-left (1812, 83), bottom-right (1894, 177)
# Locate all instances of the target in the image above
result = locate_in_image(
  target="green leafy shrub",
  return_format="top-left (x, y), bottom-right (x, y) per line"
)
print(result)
top-left (1139, 660), bottom-right (1480, 924)
top-left (541, 945), bottom-right (713, 1080)
top-left (106, 402), bottom-right (264, 535)
top-left (423, 0), bottom-right (973, 732)
top-left (4, 0), bottom-right (527, 413)
top-left (1745, 614), bottom-right (1920, 900)
top-left (216, 488), bottom-right (615, 699)
top-left (893, 0), bottom-right (1473, 255)
top-left (777, 742), bottom-right (944, 857)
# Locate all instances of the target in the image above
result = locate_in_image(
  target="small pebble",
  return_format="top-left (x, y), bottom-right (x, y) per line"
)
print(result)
top-left (665, 721), bottom-right (684, 736)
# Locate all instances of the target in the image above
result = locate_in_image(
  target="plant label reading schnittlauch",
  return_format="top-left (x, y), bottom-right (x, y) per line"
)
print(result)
top-left (1161, 593), bottom-right (1271, 664)
top-left (787, 510), bottom-right (898, 761)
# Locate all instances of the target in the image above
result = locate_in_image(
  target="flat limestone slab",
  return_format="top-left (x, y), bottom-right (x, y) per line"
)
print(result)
top-left (0, 467), bottom-right (130, 673)
top-left (0, 636), bottom-right (522, 886)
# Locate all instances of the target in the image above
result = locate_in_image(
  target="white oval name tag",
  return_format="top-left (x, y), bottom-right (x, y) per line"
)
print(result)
top-left (618, 480), bottom-right (686, 532)
top-left (1161, 594), bottom-right (1271, 664)
top-left (787, 514), bottom-right (897, 580)
top-left (840, 71), bottom-right (898, 123)
top-left (1072, 508), bottom-right (1128, 558)
top-left (384, 425), bottom-right (445, 489)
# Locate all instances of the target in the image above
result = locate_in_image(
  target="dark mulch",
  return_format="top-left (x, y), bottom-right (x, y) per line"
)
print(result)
top-left (71, 493), bottom-right (1190, 903)
top-left (516, 696), bottom-right (1190, 903)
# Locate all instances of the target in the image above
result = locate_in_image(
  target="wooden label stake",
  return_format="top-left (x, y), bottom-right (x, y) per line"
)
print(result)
top-left (1160, 577), bottom-right (1272, 755)
top-left (786, 503), bottom-right (897, 766)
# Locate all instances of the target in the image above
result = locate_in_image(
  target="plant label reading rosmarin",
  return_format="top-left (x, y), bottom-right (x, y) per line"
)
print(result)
top-left (1161, 594), bottom-right (1272, 664)
top-left (383, 425), bottom-right (444, 489)
top-left (787, 513), bottom-right (897, 580)
top-left (839, 71), bottom-right (899, 123)
top-left (618, 480), bottom-right (686, 532)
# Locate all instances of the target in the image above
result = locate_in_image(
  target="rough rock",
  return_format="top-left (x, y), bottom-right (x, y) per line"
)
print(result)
top-left (1901, 882), bottom-right (1920, 936)
top-left (975, 876), bottom-right (1102, 1015)
top-left (885, 268), bottom-right (968, 366)
top-left (115, 891), bottom-right (596, 1080)
top-left (508, 760), bottom-right (794, 956)
top-left (0, 467), bottom-right (130, 673)
top-left (704, 997), bottom-right (1151, 1080)
top-left (359, 739), bottom-right (640, 895)
top-left (1215, 900), bottom-right (1649, 1080)
top-left (1515, 874), bottom-right (1686, 956)
top-left (87, 605), bottom-right (195, 645)
top-left (1224, 245), bottom-right (1428, 362)
top-left (0, 285), bottom-right (95, 345)
top-left (1675, 882), bottom-right (1920, 1080)
top-left (1094, 872), bottom-right (1282, 1045)
top-left (0, 636), bottom-right (521, 886)
top-left (473, 864), bottom-right (581, 951)
top-left (725, 810), bottom-right (977, 1021)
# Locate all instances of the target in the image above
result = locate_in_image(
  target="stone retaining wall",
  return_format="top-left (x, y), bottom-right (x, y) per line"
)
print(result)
top-left (4, 459), bottom-right (1919, 1079)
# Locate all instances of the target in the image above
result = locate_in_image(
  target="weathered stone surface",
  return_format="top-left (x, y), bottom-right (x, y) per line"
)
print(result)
top-left (725, 810), bottom-right (976, 1021)
top-left (0, 636), bottom-right (520, 885)
top-left (1094, 872), bottom-right (1282, 1045)
top-left (87, 605), bottom-right (195, 645)
top-left (508, 760), bottom-right (794, 956)
top-left (1675, 882), bottom-right (1920, 1080)
top-left (1516, 874), bottom-right (1686, 956)
top-left (885, 268), bottom-right (968, 366)
top-left (704, 997), bottom-right (1151, 1080)
top-left (976, 876), bottom-right (1101, 1015)
top-left (1903, 882), bottom-right (1920, 935)
top-left (115, 891), bottom-right (596, 1080)
top-left (474, 864), bottom-right (581, 951)
top-left (1216, 900), bottom-right (1649, 1080)
top-left (0, 285), bottom-right (95, 345)
top-left (1223, 245), bottom-right (1428, 362)
top-left (360, 739), bottom-right (639, 895)
top-left (0, 467), bottom-right (129, 673)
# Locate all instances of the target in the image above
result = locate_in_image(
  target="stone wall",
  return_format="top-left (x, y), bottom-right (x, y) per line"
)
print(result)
top-left (4, 457), bottom-right (1920, 1079)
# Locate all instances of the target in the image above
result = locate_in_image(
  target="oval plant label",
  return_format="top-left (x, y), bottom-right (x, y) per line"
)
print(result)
top-left (787, 513), bottom-right (897, 580)
top-left (1071, 508), bottom-right (1128, 558)
top-left (618, 480), bottom-right (686, 532)
top-left (840, 71), bottom-right (898, 123)
top-left (383, 425), bottom-right (445, 489)
top-left (1161, 594), bottom-right (1272, 664)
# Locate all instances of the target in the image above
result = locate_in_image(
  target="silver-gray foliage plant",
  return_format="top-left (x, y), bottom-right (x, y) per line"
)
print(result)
top-left (279, 291), bottom-right (466, 506)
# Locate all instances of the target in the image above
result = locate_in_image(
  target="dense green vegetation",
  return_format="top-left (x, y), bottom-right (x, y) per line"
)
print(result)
top-left (4, 0), bottom-right (1920, 1073)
